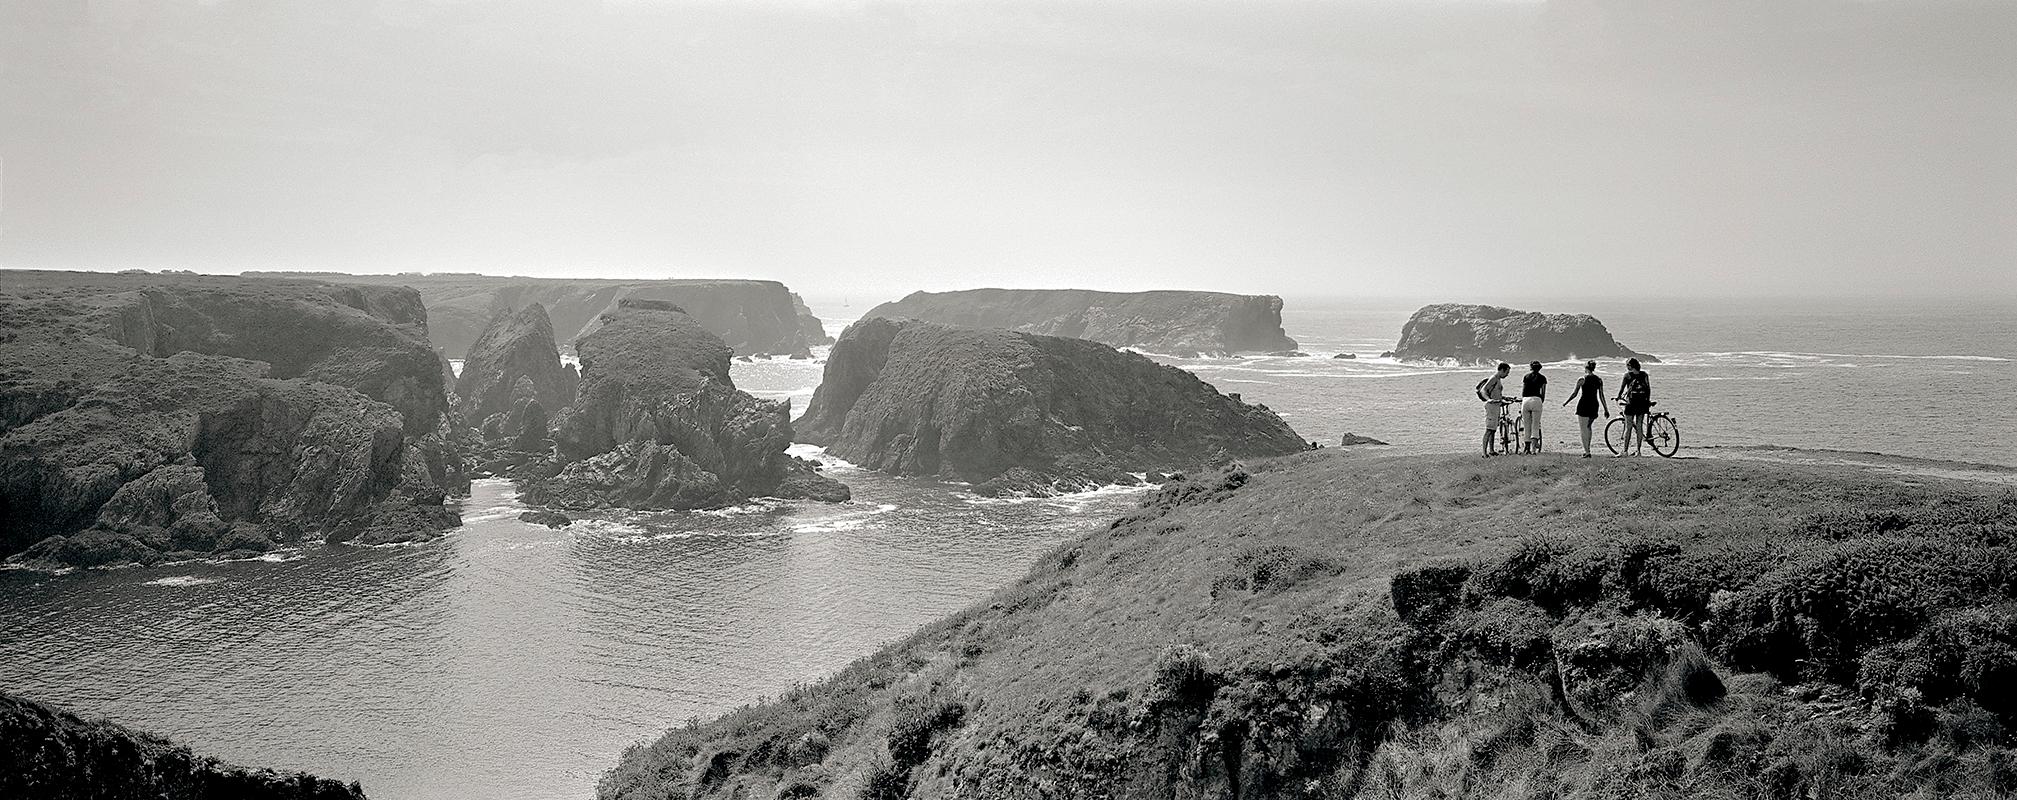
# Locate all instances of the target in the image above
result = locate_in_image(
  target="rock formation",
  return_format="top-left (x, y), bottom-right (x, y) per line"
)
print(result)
top-left (860, 288), bottom-right (1297, 356)
top-left (0, 271), bottom-right (465, 568)
top-left (797, 318), bottom-right (1306, 495)
top-left (1, 691), bottom-right (365, 799)
top-left (249, 272), bottom-right (832, 358)
top-left (1392, 303), bottom-right (1658, 364)
top-left (455, 303), bottom-right (571, 434)
top-left (522, 299), bottom-right (848, 510)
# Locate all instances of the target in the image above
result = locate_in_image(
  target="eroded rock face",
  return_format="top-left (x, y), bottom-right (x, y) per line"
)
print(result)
top-left (797, 318), bottom-right (1306, 495)
top-left (524, 299), bottom-right (847, 510)
top-left (456, 303), bottom-right (571, 433)
top-left (1392, 304), bottom-right (1658, 364)
top-left (248, 272), bottom-right (833, 358)
top-left (1, 691), bottom-right (366, 800)
top-left (860, 288), bottom-right (1298, 356)
top-left (0, 271), bottom-right (464, 568)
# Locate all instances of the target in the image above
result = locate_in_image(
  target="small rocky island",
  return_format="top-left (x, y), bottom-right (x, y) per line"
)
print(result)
top-left (521, 299), bottom-right (848, 510)
top-left (455, 303), bottom-right (577, 448)
top-left (2, 691), bottom-right (365, 799)
top-left (1392, 303), bottom-right (1657, 364)
top-left (796, 318), bottom-right (1306, 496)
top-left (0, 271), bottom-right (467, 569)
top-left (861, 288), bottom-right (1297, 357)
top-left (248, 272), bottom-right (832, 359)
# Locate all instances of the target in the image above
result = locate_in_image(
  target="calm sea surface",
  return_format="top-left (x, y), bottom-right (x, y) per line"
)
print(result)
top-left (2, 295), bottom-right (2011, 799)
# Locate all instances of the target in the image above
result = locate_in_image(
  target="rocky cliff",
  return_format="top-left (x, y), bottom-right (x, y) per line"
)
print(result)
top-left (250, 272), bottom-right (832, 358)
top-left (1392, 303), bottom-right (1658, 364)
top-left (2, 691), bottom-right (365, 800)
top-left (0, 271), bottom-right (464, 569)
top-left (861, 288), bottom-right (1297, 357)
top-left (455, 303), bottom-right (572, 435)
top-left (600, 453), bottom-right (2017, 800)
top-left (797, 318), bottom-right (1306, 495)
top-left (523, 299), bottom-right (847, 510)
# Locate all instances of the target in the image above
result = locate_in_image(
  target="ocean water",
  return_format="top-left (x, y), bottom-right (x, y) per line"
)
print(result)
top-left (1, 295), bottom-right (2010, 800)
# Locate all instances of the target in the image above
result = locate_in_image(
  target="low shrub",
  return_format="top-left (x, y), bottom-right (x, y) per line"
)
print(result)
top-left (1228, 544), bottom-right (1338, 594)
top-left (1858, 604), bottom-right (2017, 719)
top-left (887, 693), bottom-right (966, 768)
top-left (1711, 537), bottom-right (2017, 682)
top-left (1465, 534), bottom-right (1614, 615)
top-left (1390, 560), bottom-right (1471, 624)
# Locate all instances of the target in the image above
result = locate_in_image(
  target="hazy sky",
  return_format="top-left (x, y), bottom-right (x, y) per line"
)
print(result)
top-left (2, 0), bottom-right (2011, 299)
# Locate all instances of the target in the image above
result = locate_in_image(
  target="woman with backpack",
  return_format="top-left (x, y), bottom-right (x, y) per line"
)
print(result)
top-left (1561, 359), bottom-right (1610, 458)
top-left (1614, 358), bottom-right (1652, 457)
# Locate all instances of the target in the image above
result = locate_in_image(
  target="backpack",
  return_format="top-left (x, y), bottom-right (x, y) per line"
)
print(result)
top-left (1624, 371), bottom-right (1650, 402)
top-left (1475, 377), bottom-right (1492, 401)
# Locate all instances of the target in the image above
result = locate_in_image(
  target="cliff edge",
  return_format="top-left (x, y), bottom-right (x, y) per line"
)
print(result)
top-left (1, 691), bottom-right (365, 800)
top-left (601, 452), bottom-right (2017, 800)
top-left (1393, 303), bottom-right (1657, 364)
top-left (797, 318), bottom-right (1306, 495)
top-left (861, 288), bottom-right (1296, 357)
top-left (0, 271), bottom-right (465, 569)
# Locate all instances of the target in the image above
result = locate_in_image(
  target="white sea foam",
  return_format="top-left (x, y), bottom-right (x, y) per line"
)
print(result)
top-left (787, 443), bottom-right (863, 473)
top-left (145, 575), bottom-right (223, 587)
top-left (790, 503), bottom-right (899, 533)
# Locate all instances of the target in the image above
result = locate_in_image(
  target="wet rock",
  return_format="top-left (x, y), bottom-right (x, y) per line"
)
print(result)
top-left (0, 271), bottom-right (464, 568)
top-left (1333, 353), bottom-right (1356, 359)
top-left (456, 303), bottom-right (571, 434)
top-left (518, 509), bottom-right (572, 529)
top-left (523, 300), bottom-right (848, 510)
top-left (798, 318), bottom-right (1305, 489)
top-left (1339, 432), bottom-right (1389, 446)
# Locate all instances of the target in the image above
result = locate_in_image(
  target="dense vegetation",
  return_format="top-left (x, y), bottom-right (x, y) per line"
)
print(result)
top-left (600, 451), bottom-right (2017, 799)
top-left (1, 691), bottom-right (366, 799)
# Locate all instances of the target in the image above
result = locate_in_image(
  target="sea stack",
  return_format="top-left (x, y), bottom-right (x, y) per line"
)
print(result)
top-left (524, 299), bottom-right (847, 510)
top-left (455, 303), bottom-right (572, 437)
top-left (860, 288), bottom-right (1297, 357)
top-left (1392, 303), bottom-right (1657, 364)
top-left (797, 318), bottom-right (1307, 496)
top-left (0, 271), bottom-right (466, 569)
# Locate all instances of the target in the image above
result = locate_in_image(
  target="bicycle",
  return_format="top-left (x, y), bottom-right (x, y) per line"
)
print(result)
top-left (1493, 398), bottom-right (1524, 455)
top-left (1605, 401), bottom-right (1681, 458)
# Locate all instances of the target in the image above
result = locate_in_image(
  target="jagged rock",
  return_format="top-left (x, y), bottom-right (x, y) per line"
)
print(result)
top-left (1339, 432), bottom-right (1389, 446)
top-left (860, 288), bottom-right (1298, 356)
top-left (790, 292), bottom-right (834, 348)
top-left (0, 271), bottom-right (464, 568)
top-left (797, 318), bottom-right (1306, 494)
top-left (1267, 350), bottom-right (1309, 357)
top-left (518, 509), bottom-right (571, 529)
top-left (1333, 353), bottom-right (1357, 359)
top-left (523, 299), bottom-right (848, 510)
top-left (1392, 304), bottom-right (1658, 364)
top-left (1379, 350), bottom-right (1396, 358)
top-left (1, 691), bottom-right (365, 799)
top-left (456, 303), bottom-right (570, 433)
top-left (249, 272), bottom-right (830, 358)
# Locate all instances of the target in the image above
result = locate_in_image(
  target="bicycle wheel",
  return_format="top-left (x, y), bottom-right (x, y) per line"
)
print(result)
top-left (1604, 417), bottom-right (1626, 455)
top-left (1649, 416), bottom-right (1681, 458)
top-left (1497, 415), bottom-right (1515, 453)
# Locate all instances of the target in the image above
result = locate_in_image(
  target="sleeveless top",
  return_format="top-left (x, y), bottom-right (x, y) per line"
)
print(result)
top-left (1576, 374), bottom-right (1603, 417)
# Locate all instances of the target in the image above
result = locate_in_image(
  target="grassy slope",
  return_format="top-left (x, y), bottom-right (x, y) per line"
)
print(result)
top-left (601, 451), bottom-right (2017, 800)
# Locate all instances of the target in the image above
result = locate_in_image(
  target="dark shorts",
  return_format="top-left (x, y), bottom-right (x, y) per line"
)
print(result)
top-left (1625, 400), bottom-right (1651, 416)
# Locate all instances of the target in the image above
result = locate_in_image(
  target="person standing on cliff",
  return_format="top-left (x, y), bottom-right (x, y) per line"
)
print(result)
top-left (1519, 361), bottom-right (1547, 453)
top-left (1562, 359), bottom-right (1610, 458)
top-left (1477, 362), bottom-right (1511, 456)
top-left (1615, 357), bottom-right (1652, 456)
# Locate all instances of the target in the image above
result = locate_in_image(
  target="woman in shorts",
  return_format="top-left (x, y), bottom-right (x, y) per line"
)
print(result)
top-left (1614, 358), bottom-right (1652, 456)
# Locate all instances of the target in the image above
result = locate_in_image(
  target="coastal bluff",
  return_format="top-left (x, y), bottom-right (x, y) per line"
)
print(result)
top-left (1393, 303), bottom-right (1657, 364)
top-left (2, 691), bottom-right (365, 799)
top-left (523, 299), bottom-right (847, 510)
top-left (797, 317), bottom-right (1306, 496)
top-left (861, 288), bottom-right (1297, 357)
top-left (249, 272), bottom-right (830, 359)
top-left (0, 271), bottom-right (466, 569)
top-left (601, 452), bottom-right (2017, 800)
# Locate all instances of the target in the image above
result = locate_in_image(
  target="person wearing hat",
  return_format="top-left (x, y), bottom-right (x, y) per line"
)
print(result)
top-left (1519, 361), bottom-right (1547, 453)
